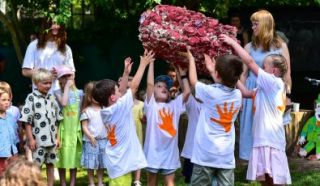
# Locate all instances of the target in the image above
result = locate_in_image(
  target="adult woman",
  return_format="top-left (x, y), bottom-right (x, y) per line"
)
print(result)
top-left (22, 20), bottom-right (75, 94)
top-left (239, 10), bottom-right (291, 161)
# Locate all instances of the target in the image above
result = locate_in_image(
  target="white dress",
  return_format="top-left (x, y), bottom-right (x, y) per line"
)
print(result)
top-left (22, 39), bottom-right (75, 93)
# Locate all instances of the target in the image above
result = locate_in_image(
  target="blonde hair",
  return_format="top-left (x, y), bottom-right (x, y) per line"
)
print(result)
top-left (250, 10), bottom-right (283, 51)
top-left (0, 157), bottom-right (46, 186)
top-left (82, 81), bottom-right (96, 111)
top-left (0, 82), bottom-right (11, 98)
top-left (32, 68), bottom-right (53, 84)
top-left (264, 54), bottom-right (288, 78)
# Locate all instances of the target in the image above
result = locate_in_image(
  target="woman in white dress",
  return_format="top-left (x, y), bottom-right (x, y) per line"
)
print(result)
top-left (22, 20), bottom-right (75, 94)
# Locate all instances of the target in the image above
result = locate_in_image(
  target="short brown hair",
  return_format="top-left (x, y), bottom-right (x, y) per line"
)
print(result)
top-left (92, 79), bottom-right (117, 107)
top-left (215, 55), bottom-right (243, 88)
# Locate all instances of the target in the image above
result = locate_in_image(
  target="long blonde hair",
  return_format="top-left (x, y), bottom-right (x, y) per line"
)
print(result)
top-left (81, 81), bottom-right (96, 111)
top-left (250, 10), bottom-right (283, 51)
top-left (0, 157), bottom-right (46, 186)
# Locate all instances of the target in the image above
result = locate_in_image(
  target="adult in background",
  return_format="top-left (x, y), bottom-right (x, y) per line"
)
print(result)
top-left (21, 19), bottom-right (75, 94)
top-left (239, 9), bottom-right (291, 161)
top-left (230, 13), bottom-right (249, 47)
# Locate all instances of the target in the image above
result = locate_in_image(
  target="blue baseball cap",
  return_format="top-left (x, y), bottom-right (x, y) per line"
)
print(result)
top-left (155, 75), bottom-right (173, 89)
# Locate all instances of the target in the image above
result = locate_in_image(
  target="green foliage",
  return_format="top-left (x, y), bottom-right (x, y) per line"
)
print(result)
top-left (135, 0), bottom-right (320, 18)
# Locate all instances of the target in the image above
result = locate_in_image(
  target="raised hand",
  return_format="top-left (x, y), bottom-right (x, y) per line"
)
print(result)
top-left (219, 34), bottom-right (236, 46)
top-left (158, 108), bottom-right (176, 137)
top-left (106, 125), bottom-right (117, 147)
top-left (140, 49), bottom-right (155, 66)
top-left (204, 54), bottom-right (216, 73)
top-left (210, 102), bottom-right (239, 132)
top-left (124, 57), bottom-right (133, 75)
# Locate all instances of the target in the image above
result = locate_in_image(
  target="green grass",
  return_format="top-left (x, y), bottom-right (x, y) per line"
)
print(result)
top-left (41, 163), bottom-right (320, 186)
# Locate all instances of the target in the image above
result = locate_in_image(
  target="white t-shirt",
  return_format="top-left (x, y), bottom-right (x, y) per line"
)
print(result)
top-left (191, 82), bottom-right (242, 169)
top-left (22, 40), bottom-right (75, 93)
top-left (253, 68), bottom-right (286, 151)
top-left (181, 95), bottom-right (200, 159)
top-left (144, 94), bottom-right (184, 169)
top-left (80, 106), bottom-right (106, 141)
top-left (100, 90), bottom-right (147, 179)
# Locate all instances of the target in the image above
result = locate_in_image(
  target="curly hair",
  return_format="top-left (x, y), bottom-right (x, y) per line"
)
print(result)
top-left (37, 19), bottom-right (67, 54)
top-left (0, 157), bottom-right (46, 186)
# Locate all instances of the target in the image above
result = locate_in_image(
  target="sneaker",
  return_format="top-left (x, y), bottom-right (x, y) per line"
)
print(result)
top-left (133, 181), bottom-right (142, 186)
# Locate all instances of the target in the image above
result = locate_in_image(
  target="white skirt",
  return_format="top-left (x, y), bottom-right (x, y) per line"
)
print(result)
top-left (246, 146), bottom-right (291, 184)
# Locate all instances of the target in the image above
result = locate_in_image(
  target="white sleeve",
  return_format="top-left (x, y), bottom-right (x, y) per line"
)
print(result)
top-left (257, 68), bottom-right (281, 94)
top-left (195, 82), bottom-right (208, 101)
top-left (172, 94), bottom-right (184, 115)
top-left (22, 40), bottom-right (38, 69)
top-left (65, 45), bottom-right (75, 71)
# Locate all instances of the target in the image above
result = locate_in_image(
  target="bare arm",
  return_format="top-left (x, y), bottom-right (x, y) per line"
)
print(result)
top-left (22, 68), bottom-right (34, 78)
top-left (177, 66), bottom-right (190, 102)
top-left (146, 58), bottom-right (155, 102)
top-left (25, 124), bottom-right (37, 151)
top-left (220, 34), bottom-right (259, 76)
top-left (236, 81), bottom-right (254, 98)
top-left (240, 44), bottom-right (250, 83)
top-left (181, 49), bottom-right (198, 87)
top-left (55, 80), bottom-right (73, 107)
top-left (119, 57), bottom-right (133, 96)
top-left (281, 42), bottom-right (292, 93)
top-left (81, 119), bottom-right (96, 146)
top-left (131, 50), bottom-right (155, 97)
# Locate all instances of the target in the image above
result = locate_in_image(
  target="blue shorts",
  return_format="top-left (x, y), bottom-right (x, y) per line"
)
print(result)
top-left (145, 167), bottom-right (176, 175)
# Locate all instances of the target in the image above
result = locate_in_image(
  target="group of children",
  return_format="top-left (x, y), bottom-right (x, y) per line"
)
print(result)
top-left (0, 34), bottom-right (291, 186)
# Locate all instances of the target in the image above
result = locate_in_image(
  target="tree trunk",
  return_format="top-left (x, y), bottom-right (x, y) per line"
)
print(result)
top-left (0, 11), bottom-right (24, 65)
top-left (8, 0), bottom-right (27, 50)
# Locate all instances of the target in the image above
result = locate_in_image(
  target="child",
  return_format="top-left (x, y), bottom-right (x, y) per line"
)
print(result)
top-left (0, 156), bottom-right (46, 186)
top-left (0, 88), bottom-right (18, 176)
top-left (80, 81), bottom-right (108, 186)
top-left (92, 50), bottom-right (154, 186)
top-left (0, 81), bottom-right (23, 152)
top-left (54, 65), bottom-right (83, 186)
top-left (125, 75), bottom-right (145, 186)
top-left (183, 48), bottom-right (243, 186)
top-left (144, 60), bottom-right (190, 185)
top-left (181, 78), bottom-right (212, 184)
top-left (220, 34), bottom-right (291, 185)
top-left (19, 68), bottom-right (63, 186)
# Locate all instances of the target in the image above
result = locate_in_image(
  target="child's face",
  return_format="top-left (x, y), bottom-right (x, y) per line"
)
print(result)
top-left (167, 71), bottom-right (177, 82)
top-left (154, 81), bottom-right (169, 102)
top-left (58, 74), bottom-right (73, 89)
top-left (262, 57), bottom-right (275, 74)
top-left (36, 79), bottom-right (52, 95)
top-left (0, 92), bottom-right (10, 112)
top-left (110, 85), bottom-right (121, 103)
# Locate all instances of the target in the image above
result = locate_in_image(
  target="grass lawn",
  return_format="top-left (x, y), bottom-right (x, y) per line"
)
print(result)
top-left (40, 160), bottom-right (320, 186)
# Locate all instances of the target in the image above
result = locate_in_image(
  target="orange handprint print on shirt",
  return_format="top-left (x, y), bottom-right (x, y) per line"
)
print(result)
top-left (158, 108), bottom-right (176, 137)
top-left (210, 102), bottom-right (239, 132)
top-left (106, 125), bottom-right (117, 147)
top-left (277, 92), bottom-right (286, 113)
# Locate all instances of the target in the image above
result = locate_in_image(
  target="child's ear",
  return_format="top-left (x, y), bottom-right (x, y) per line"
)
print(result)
top-left (110, 94), bottom-right (116, 102)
